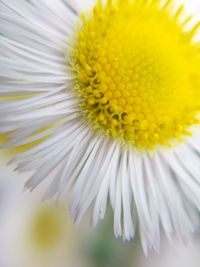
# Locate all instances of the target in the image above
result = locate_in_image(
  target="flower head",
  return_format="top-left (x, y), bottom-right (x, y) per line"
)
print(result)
top-left (71, 0), bottom-right (200, 149)
top-left (1, 0), bottom-right (200, 253)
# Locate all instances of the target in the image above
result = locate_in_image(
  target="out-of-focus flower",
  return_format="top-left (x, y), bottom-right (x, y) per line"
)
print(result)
top-left (1, 0), bottom-right (200, 254)
top-left (0, 197), bottom-right (75, 267)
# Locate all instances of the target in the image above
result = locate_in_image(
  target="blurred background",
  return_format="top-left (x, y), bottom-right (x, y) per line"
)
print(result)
top-left (0, 150), bottom-right (200, 267)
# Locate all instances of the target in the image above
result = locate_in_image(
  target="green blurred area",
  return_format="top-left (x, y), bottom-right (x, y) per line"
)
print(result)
top-left (80, 210), bottom-right (140, 267)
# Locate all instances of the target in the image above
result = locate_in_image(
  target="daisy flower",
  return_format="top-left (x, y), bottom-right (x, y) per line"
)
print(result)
top-left (1, 0), bottom-right (200, 253)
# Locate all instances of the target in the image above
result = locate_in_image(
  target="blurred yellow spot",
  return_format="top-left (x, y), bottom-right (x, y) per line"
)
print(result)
top-left (71, 0), bottom-right (200, 149)
top-left (30, 206), bottom-right (67, 251)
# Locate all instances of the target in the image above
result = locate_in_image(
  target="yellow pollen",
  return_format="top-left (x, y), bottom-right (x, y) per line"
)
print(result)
top-left (71, 0), bottom-right (200, 149)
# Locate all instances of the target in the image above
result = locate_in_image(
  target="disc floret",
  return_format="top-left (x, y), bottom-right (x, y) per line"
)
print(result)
top-left (71, 0), bottom-right (200, 149)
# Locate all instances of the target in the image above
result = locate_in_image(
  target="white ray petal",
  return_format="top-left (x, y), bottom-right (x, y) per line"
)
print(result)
top-left (143, 156), bottom-right (161, 252)
top-left (93, 143), bottom-right (118, 226)
top-left (24, 123), bottom-right (86, 190)
top-left (109, 144), bottom-right (120, 209)
top-left (74, 140), bottom-right (117, 224)
top-left (114, 163), bottom-right (122, 238)
top-left (0, 114), bottom-right (66, 133)
top-left (158, 153), bottom-right (195, 240)
top-left (42, 156), bottom-right (69, 201)
top-left (129, 152), bottom-right (152, 231)
top-left (164, 152), bottom-right (200, 208)
top-left (10, 119), bottom-right (83, 161)
top-left (122, 150), bottom-right (134, 240)
top-left (69, 137), bottom-right (104, 214)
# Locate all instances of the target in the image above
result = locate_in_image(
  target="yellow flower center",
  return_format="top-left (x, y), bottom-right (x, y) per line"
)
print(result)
top-left (71, 0), bottom-right (200, 149)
